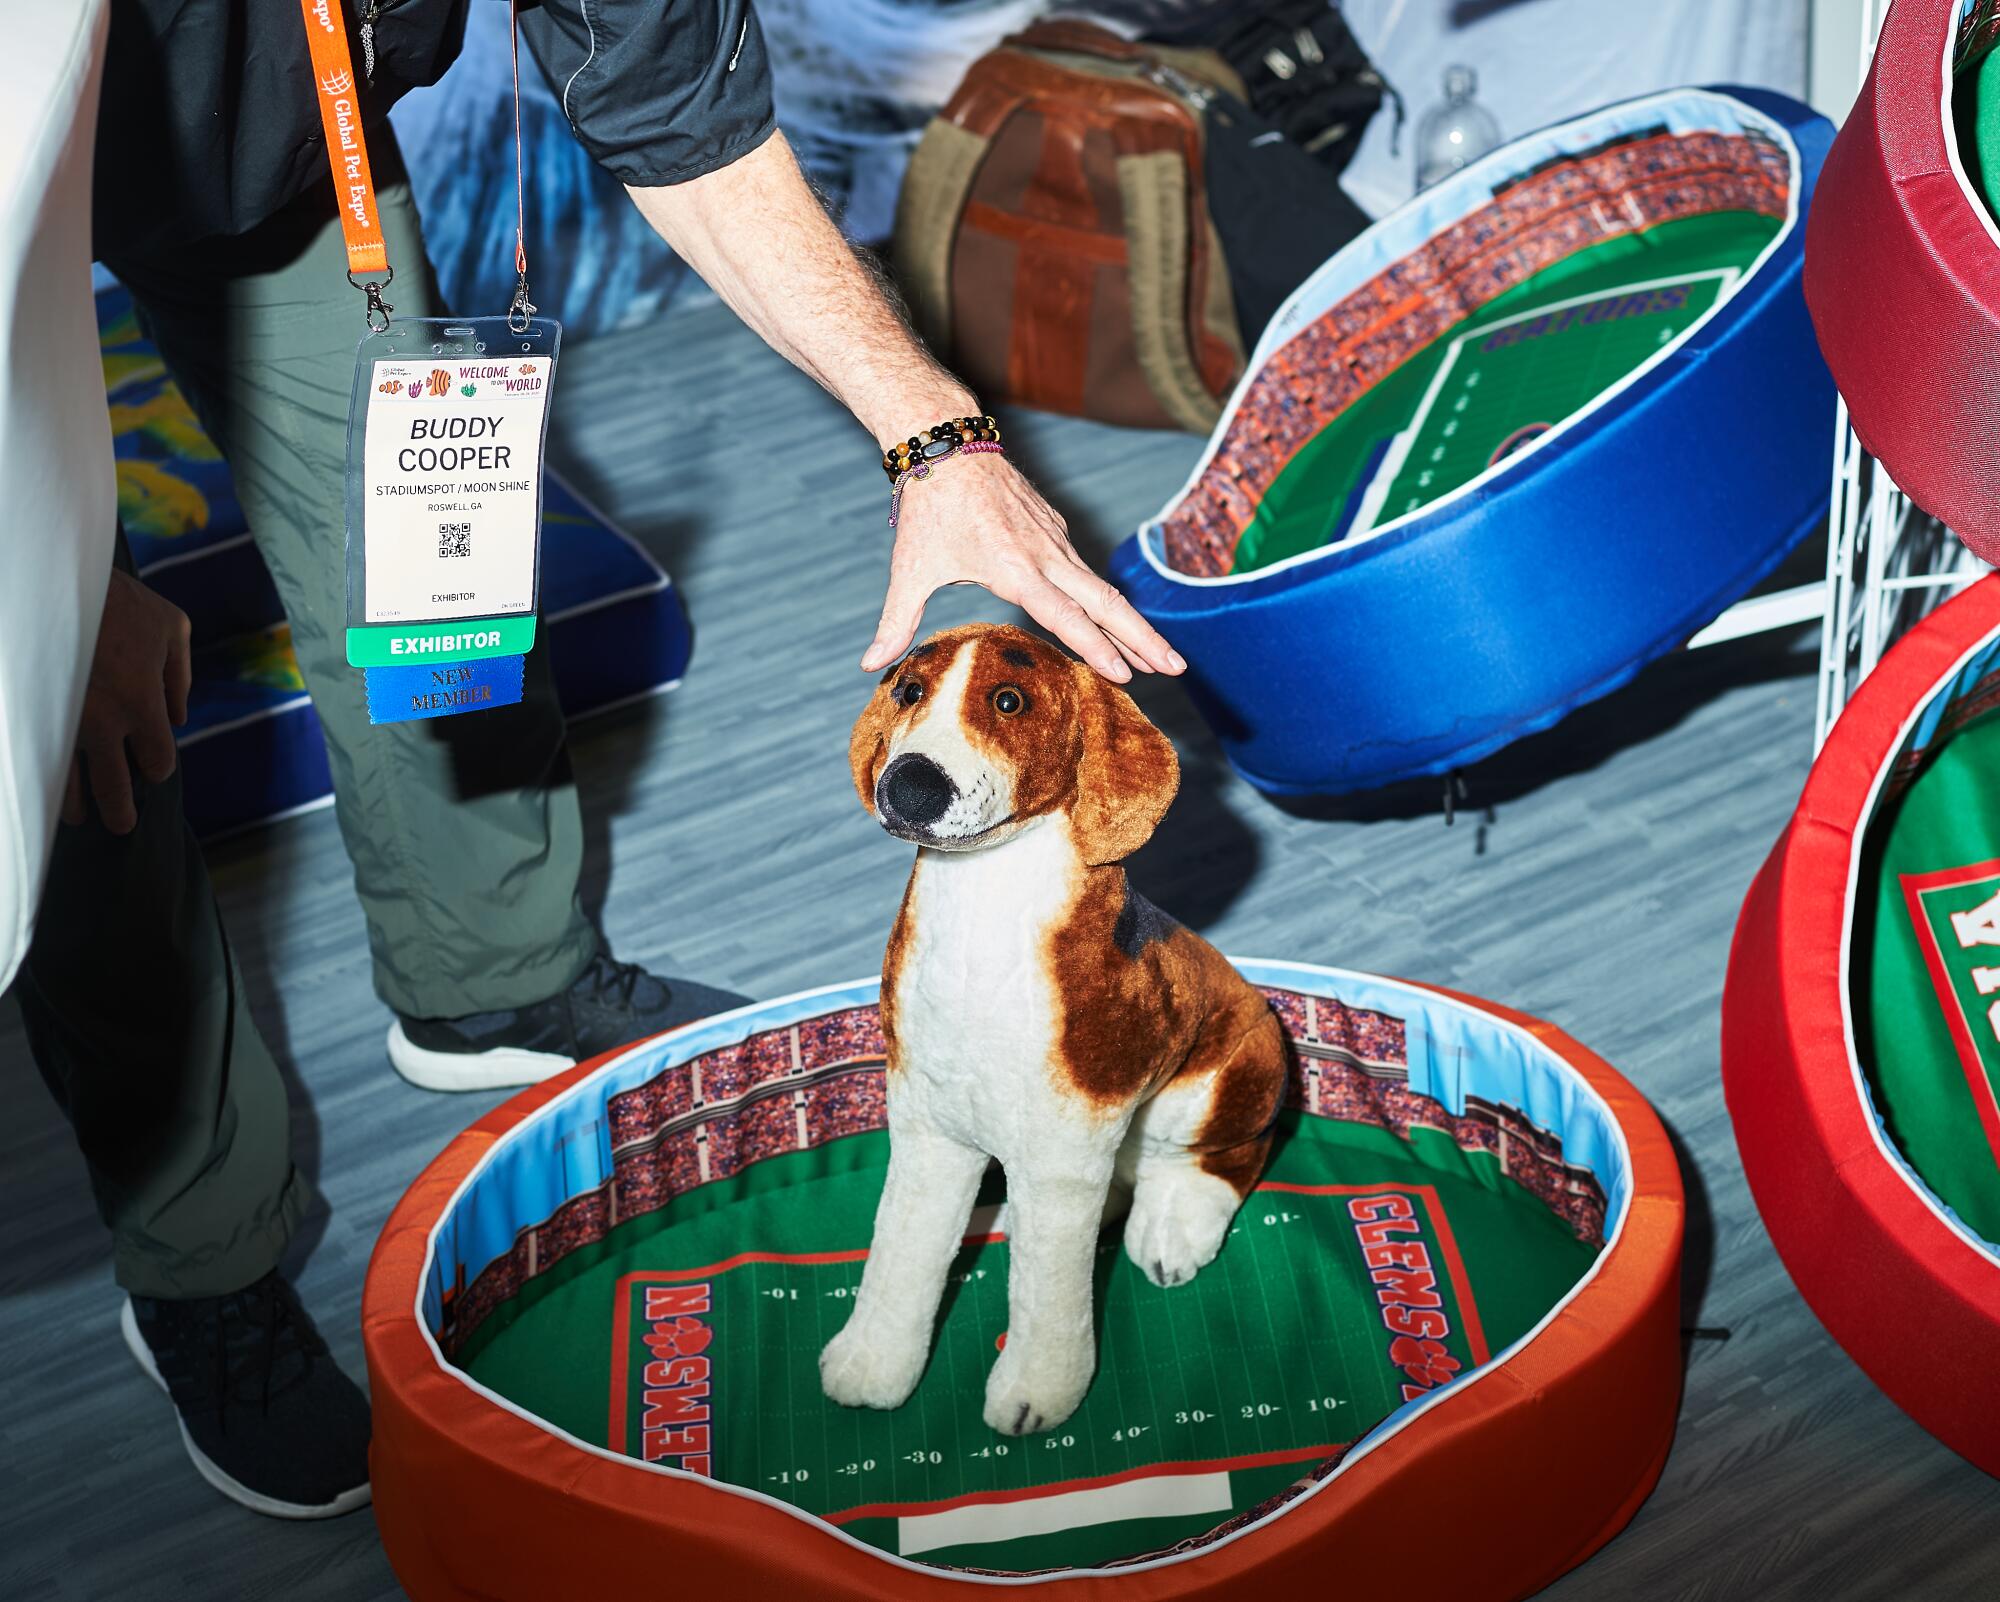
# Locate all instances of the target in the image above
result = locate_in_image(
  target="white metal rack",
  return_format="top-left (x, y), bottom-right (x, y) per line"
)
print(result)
top-left (1808, 0), bottom-right (1991, 747)
top-left (1813, 403), bottom-right (1987, 747)
top-left (1688, 0), bottom-right (1989, 750)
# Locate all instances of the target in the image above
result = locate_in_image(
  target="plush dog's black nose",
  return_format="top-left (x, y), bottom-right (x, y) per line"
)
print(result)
top-left (879, 753), bottom-right (957, 829)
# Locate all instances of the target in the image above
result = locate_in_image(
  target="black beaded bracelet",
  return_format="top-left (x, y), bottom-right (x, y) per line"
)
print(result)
top-left (881, 415), bottom-right (1001, 481)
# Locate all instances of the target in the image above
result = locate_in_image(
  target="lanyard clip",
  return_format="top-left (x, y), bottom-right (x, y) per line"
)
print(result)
top-left (507, 274), bottom-right (537, 336)
top-left (349, 266), bottom-right (396, 333)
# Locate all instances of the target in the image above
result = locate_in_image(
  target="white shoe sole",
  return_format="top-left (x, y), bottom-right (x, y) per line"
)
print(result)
top-left (121, 1299), bottom-right (373, 1520)
top-left (385, 1021), bottom-right (574, 1092)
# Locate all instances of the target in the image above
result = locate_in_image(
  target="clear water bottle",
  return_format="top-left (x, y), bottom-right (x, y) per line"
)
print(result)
top-left (1415, 65), bottom-right (1501, 191)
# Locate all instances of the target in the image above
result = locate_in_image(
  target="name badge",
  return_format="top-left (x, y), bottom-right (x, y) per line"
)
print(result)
top-left (344, 315), bottom-right (561, 723)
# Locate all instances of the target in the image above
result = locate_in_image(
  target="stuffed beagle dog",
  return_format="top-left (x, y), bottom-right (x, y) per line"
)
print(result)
top-left (820, 622), bottom-right (1287, 1436)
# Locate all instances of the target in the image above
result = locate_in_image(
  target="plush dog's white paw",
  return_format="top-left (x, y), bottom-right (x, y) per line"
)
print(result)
top-left (981, 1338), bottom-right (1093, 1437)
top-left (1124, 1168), bottom-right (1241, 1288)
top-left (820, 1322), bottom-right (928, 1411)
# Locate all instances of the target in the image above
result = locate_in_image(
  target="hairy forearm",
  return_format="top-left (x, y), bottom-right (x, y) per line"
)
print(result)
top-left (625, 131), bottom-right (973, 447)
top-left (624, 128), bottom-right (1185, 683)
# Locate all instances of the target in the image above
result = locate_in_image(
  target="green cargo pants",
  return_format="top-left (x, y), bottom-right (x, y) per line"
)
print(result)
top-left (105, 138), bottom-right (597, 1021)
top-left (17, 139), bottom-right (595, 1296)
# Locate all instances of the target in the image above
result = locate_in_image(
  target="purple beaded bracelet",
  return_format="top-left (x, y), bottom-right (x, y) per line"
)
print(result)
top-left (887, 439), bottom-right (1005, 529)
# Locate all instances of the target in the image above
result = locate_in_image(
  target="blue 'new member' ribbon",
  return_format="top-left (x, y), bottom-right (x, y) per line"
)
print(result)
top-left (364, 655), bottom-right (525, 724)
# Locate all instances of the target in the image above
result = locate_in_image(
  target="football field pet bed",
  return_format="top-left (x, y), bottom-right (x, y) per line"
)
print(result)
top-left (1804, 0), bottom-right (2000, 567)
top-left (364, 962), bottom-right (1682, 1599)
top-left (100, 284), bottom-right (692, 836)
top-left (1723, 575), bottom-right (2000, 1475)
top-left (1108, 88), bottom-right (1834, 796)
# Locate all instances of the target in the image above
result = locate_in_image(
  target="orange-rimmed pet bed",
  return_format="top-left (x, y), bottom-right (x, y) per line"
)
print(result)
top-left (364, 963), bottom-right (1682, 1599)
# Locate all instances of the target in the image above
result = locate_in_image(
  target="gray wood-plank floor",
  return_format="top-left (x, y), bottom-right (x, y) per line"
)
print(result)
top-left (4, 290), bottom-right (1997, 1601)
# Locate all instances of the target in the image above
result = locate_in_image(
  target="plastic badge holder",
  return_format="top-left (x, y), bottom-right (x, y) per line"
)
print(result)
top-left (345, 316), bottom-right (561, 723)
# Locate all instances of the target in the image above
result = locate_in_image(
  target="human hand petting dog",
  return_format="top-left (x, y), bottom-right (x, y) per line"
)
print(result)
top-left (859, 451), bottom-right (1188, 686)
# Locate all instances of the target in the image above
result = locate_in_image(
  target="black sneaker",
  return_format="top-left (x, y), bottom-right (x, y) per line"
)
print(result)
top-left (121, 1272), bottom-right (372, 1519)
top-left (386, 952), bottom-right (750, 1092)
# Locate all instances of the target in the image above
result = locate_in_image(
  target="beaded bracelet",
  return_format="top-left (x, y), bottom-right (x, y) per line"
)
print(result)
top-left (888, 440), bottom-right (1005, 529)
top-left (882, 414), bottom-right (1001, 482)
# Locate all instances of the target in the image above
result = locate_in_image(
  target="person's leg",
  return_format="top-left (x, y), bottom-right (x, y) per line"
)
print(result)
top-left (16, 546), bottom-right (369, 1516)
top-left (17, 707), bottom-right (307, 1301)
top-left (104, 142), bottom-right (598, 1027)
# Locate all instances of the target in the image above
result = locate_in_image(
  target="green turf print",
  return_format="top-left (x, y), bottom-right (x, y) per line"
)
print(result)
top-left (1858, 702), bottom-right (2000, 1243)
top-left (597, 1169), bottom-right (1519, 1571)
top-left (1355, 271), bottom-right (1734, 534)
top-left (1226, 210), bottom-right (1784, 575)
top-left (454, 989), bottom-right (1606, 1575)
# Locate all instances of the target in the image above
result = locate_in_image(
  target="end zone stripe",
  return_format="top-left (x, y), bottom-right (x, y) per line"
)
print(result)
top-left (895, 1471), bottom-right (1234, 1558)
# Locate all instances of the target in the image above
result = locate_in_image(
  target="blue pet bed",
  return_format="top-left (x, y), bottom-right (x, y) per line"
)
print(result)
top-left (1108, 88), bottom-right (1835, 797)
top-left (100, 286), bottom-right (692, 836)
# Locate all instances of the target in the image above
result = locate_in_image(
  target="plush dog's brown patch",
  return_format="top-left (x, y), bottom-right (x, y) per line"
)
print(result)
top-left (951, 627), bottom-right (1082, 826)
top-left (849, 635), bottom-right (969, 808)
top-left (1184, 996), bottom-right (1289, 1194)
top-left (1049, 871), bottom-right (1206, 1108)
top-left (1048, 874), bottom-right (1283, 1186)
top-left (879, 878), bottom-right (917, 1067)
top-left (1068, 672), bottom-right (1178, 867)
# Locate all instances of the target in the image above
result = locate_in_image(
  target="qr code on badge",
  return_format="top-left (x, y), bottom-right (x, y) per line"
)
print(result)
top-left (438, 522), bottom-right (472, 559)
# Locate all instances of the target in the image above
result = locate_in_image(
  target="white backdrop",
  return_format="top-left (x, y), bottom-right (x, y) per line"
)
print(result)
top-left (783, 0), bottom-right (1816, 238)
top-left (0, 0), bottom-right (113, 991)
top-left (394, 0), bottom-right (1816, 329)
top-left (1337, 0), bottom-right (1811, 217)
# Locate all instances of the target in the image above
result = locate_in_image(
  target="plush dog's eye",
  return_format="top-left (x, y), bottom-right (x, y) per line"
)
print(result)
top-left (992, 685), bottom-right (1026, 716)
top-left (898, 680), bottom-right (924, 707)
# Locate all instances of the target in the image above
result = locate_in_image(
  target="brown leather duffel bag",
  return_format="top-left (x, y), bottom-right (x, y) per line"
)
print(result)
top-left (893, 19), bottom-right (1249, 433)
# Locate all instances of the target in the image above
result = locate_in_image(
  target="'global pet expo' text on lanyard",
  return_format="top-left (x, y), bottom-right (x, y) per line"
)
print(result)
top-left (303, 0), bottom-right (560, 725)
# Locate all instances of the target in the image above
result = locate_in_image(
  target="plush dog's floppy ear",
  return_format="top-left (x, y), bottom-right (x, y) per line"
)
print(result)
top-left (1070, 671), bottom-right (1179, 865)
top-left (850, 684), bottom-right (897, 812)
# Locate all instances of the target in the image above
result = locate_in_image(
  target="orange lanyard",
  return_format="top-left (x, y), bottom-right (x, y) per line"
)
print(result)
top-left (296, 0), bottom-right (534, 332)
top-left (298, 0), bottom-right (392, 325)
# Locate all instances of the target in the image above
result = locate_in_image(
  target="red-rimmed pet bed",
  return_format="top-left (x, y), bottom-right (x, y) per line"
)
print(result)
top-left (364, 963), bottom-right (1682, 1599)
top-left (1723, 575), bottom-right (2000, 1474)
top-left (1804, 0), bottom-right (2000, 564)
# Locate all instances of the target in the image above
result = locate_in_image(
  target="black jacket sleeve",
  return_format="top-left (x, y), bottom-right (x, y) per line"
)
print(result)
top-left (518, 0), bottom-right (777, 187)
